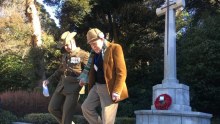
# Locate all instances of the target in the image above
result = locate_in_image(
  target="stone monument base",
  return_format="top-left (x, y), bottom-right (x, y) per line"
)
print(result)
top-left (135, 110), bottom-right (212, 124)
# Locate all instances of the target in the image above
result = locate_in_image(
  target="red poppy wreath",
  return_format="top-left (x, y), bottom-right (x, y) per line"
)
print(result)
top-left (154, 94), bottom-right (172, 110)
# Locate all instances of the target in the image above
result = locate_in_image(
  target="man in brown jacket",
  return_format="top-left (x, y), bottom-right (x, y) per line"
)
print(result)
top-left (79, 28), bottom-right (128, 124)
top-left (42, 31), bottom-right (89, 124)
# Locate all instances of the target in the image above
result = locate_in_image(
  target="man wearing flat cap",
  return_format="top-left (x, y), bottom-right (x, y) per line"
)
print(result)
top-left (42, 31), bottom-right (89, 124)
top-left (79, 28), bottom-right (129, 124)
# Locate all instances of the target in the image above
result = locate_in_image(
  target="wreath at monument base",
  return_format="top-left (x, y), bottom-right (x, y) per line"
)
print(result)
top-left (154, 94), bottom-right (172, 110)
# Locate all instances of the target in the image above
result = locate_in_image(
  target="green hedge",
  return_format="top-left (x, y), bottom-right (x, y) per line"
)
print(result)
top-left (22, 113), bottom-right (135, 124)
top-left (212, 117), bottom-right (220, 124)
top-left (0, 110), bottom-right (136, 124)
top-left (0, 109), bottom-right (17, 124)
top-left (21, 113), bottom-right (220, 124)
top-left (23, 113), bottom-right (57, 124)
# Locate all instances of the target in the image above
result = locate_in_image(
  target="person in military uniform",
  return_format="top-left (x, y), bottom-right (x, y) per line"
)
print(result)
top-left (42, 31), bottom-right (89, 124)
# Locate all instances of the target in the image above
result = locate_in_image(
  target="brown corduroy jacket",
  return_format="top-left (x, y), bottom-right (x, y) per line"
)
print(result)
top-left (88, 41), bottom-right (129, 102)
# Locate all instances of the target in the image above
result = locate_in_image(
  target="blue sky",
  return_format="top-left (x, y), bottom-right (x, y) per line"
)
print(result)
top-left (36, 0), bottom-right (60, 27)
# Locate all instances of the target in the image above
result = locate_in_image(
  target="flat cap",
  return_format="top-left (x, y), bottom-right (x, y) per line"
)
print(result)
top-left (86, 28), bottom-right (104, 44)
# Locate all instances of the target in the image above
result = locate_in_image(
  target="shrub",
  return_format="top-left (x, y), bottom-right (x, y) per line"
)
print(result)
top-left (20, 113), bottom-right (135, 124)
top-left (0, 109), bottom-right (17, 124)
top-left (0, 54), bottom-right (35, 92)
top-left (116, 117), bottom-right (135, 124)
top-left (0, 90), bottom-right (50, 117)
top-left (23, 113), bottom-right (87, 124)
top-left (72, 115), bottom-right (88, 124)
top-left (23, 113), bottom-right (57, 124)
top-left (212, 117), bottom-right (220, 124)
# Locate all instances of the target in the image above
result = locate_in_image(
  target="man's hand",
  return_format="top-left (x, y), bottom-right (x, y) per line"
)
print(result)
top-left (42, 80), bottom-right (49, 86)
top-left (79, 79), bottom-right (85, 87)
top-left (112, 92), bottom-right (120, 102)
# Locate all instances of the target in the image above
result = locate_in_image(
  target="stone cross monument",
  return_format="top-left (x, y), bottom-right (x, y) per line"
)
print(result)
top-left (135, 0), bottom-right (212, 124)
top-left (152, 0), bottom-right (191, 112)
top-left (157, 0), bottom-right (183, 85)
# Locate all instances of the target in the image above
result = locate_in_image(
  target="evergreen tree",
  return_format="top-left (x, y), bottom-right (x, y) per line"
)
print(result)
top-left (177, 14), bottom-right (220, 116)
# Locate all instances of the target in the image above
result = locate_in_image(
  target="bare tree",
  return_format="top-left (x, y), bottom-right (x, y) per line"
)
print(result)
top-left (26, 0), bottom-right (42, 47)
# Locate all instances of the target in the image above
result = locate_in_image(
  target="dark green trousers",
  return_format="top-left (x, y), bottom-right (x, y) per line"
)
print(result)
top-left (48, 87), bottom-right (82, 124)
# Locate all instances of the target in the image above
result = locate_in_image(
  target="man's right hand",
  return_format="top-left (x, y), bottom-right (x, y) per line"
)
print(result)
top-left (42, 80), bottom-right (49, 86)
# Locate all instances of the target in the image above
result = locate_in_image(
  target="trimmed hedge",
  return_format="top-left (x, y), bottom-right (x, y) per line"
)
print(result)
top-left (0, 109), bottom-right (17, 124)
top-left (23, 113), bottom-right (57, 124)
top-left (22, 113), bottom-right (135, 124)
